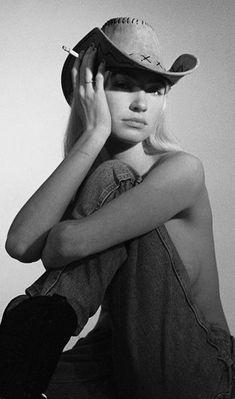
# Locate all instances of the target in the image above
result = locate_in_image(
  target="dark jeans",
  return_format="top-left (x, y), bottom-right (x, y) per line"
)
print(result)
top-left (26, 160), bottom-right (235, 399)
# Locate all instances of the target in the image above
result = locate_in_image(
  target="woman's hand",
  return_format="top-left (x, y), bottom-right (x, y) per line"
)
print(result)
top-left (72, 44), bottom-right (112, 138)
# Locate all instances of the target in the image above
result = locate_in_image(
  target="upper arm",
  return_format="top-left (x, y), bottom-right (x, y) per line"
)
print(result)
top-left (63, 152), bottom-right (205, 258)
top-left (145, 151), bottom-right (205, 215)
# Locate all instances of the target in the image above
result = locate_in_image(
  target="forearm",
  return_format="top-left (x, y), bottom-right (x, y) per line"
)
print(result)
top-left (44, 152), bottom-right (204, 268)
top-left (5, 129), bottom-right (107, 263)
top-left (42, 181), bottom-right (171, 269)
top-left (55, 182), bottom-right (172, 263)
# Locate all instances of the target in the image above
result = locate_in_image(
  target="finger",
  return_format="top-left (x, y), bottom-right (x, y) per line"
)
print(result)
top-left (71, 50), bottom-right (84, 90)
top-left (71, 57), bottom-right (79, 90)
top-left (85, 47), bottom-right (97, 85)
top-left (95, 60), bottom-right (106, 91)
top-left (80, 44), bottom-right (95, 86)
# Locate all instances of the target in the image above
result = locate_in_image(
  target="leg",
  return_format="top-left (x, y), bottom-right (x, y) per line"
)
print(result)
top-left (44, 160), bottom-right (235, 399)
top-left (44, 160), bottom-right (141, 399)
top-left (105, 225), bottom-right (235, 398)
top-left (25, 160), bottom-right (141, 332)
top-left (0, 294), bottom-right (77, 399)
top-left (46, 320), bottom-right (115, 399)
top-left (0, 160), bottom-right (140, 399)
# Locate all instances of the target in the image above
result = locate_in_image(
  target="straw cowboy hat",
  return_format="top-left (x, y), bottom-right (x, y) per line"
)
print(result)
top-left (61, 16), bottom-right (199, 104)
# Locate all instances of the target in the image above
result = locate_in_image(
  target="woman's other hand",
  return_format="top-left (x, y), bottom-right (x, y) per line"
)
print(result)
top-left (72, 44), bottom-right (112, 138)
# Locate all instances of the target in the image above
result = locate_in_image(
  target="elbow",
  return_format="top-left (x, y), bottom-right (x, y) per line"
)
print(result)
top-left (5, 233), bottom-right (40, 263)
top-left (5, 233), bottom-right (28, 261)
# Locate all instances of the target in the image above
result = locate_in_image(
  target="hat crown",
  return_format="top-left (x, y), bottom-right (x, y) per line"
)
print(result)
top-left (101, 17), bottom-right (164, 70)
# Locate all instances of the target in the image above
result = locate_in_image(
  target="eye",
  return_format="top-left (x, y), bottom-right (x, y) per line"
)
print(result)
top-left (147, 87), bottom-right (165, 96)
top-left (112, 80), bottom-right (130, 90)
top-left (151, 90), bottom-right (161, 96)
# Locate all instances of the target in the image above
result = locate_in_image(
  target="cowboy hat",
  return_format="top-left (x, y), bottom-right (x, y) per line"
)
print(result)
top-left (61, 17), bottom-right (199, 104)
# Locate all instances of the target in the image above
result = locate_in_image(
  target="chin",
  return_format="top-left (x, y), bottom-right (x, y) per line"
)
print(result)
top-left (112, 129), bottom-right (150, 144)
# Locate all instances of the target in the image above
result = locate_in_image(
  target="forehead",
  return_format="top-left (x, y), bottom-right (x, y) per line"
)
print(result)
top-left (108, 67), bottom-right (167, 85)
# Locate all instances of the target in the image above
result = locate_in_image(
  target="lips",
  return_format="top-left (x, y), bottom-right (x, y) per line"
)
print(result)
top-left (123, 118), bottom-right (147, 125)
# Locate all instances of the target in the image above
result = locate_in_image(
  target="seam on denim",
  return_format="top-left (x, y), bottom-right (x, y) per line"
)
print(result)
top-left (99, 181), bottom-right (121, 200)
top-left (98, 181), bottom-right (132, 209)
top-left (40, 267), bottom-right (67, 296)
top-left (86, 171), bottom-right (142, 215)
top-left (115, 172), bottom-right (142, 183)
top-left (81, 181), bottom-right (119, 216)
top-left (25, 285), bottom-right (39, 297)
top-left (95, 177), bottom-right (139, 211)
top-left (157, 228), bottom-right (234, 399)
top-left (115, 171), bottom-right (137, 180)
top-left (156, 225), bottom-right (210, 336)
top-left (157, 225), bottom-right (234, 362)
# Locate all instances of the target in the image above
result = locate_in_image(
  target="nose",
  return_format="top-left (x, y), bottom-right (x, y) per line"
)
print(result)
top-left (129, 90), bottom-right (147, 112)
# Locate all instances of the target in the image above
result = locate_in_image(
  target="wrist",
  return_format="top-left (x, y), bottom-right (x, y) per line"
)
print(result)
top-left (72, 128), bottom-right (108, 155)
top-left (67, 131), bottom-right (106, 162)
top-left (85, 127), bottom-right (110, 143)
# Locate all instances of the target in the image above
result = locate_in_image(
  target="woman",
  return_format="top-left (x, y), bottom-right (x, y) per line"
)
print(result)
top-left (1, 17), bottom-right (234, 399)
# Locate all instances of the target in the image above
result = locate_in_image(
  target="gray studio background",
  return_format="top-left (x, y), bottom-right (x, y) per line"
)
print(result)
top-left (1, 0), bottom-right (234, 350)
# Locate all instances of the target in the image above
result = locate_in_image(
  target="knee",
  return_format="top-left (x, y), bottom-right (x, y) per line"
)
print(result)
top-left (95, 159), bottom-right (137, 177)
top-left (73, 160), bottom-right (143, 216)
top-left (88, 160), bottom-right (140, 186)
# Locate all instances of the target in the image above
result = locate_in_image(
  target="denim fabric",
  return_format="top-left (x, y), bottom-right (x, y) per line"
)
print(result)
top-left (106, 226), bottom-right (235, 399)
top-left (26, 160), bottom-right (235, 399)
top-left (26, 161), bottom-right (140, 334)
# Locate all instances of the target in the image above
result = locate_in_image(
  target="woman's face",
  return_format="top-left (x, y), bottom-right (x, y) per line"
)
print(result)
top-left (105, 67), bottom-right (168, 146)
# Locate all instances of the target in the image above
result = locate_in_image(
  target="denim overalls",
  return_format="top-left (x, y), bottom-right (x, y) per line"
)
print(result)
top-left (26, 160), bottom-right (235, 399)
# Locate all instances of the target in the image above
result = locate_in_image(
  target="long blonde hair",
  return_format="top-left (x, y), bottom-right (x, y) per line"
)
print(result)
top-left (142, 110), bottom-right (182, 154)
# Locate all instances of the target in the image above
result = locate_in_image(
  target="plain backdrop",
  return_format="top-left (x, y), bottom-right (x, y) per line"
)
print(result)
top-left (1, 0), bottom-right (235, 350)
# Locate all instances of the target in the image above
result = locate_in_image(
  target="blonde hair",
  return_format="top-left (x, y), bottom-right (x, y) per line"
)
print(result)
top-left (142, 110), bottom-right (182, 155)
top-left (63, 73), bottom-right (182, 160)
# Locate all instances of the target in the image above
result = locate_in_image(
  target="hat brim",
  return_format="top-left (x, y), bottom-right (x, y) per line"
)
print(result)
top-left (61, 27), bottom-right (199, 105)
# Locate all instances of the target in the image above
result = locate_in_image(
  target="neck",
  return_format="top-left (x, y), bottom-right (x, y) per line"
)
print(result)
top-left (105, 138), bottom-right (161, 176)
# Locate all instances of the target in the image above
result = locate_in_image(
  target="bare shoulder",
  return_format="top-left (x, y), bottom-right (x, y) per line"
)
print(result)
top-left (156, 150), bottom-right (204, 180)
top-left (146, 151), bottom-right (205, 205)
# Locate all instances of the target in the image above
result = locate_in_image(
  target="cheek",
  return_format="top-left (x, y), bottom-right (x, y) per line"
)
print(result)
top-left (105, 92), bottom-right (124, 120)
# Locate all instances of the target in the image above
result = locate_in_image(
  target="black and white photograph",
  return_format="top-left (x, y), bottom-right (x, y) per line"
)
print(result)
top-left (0, 1), bottom-right (235, 398)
